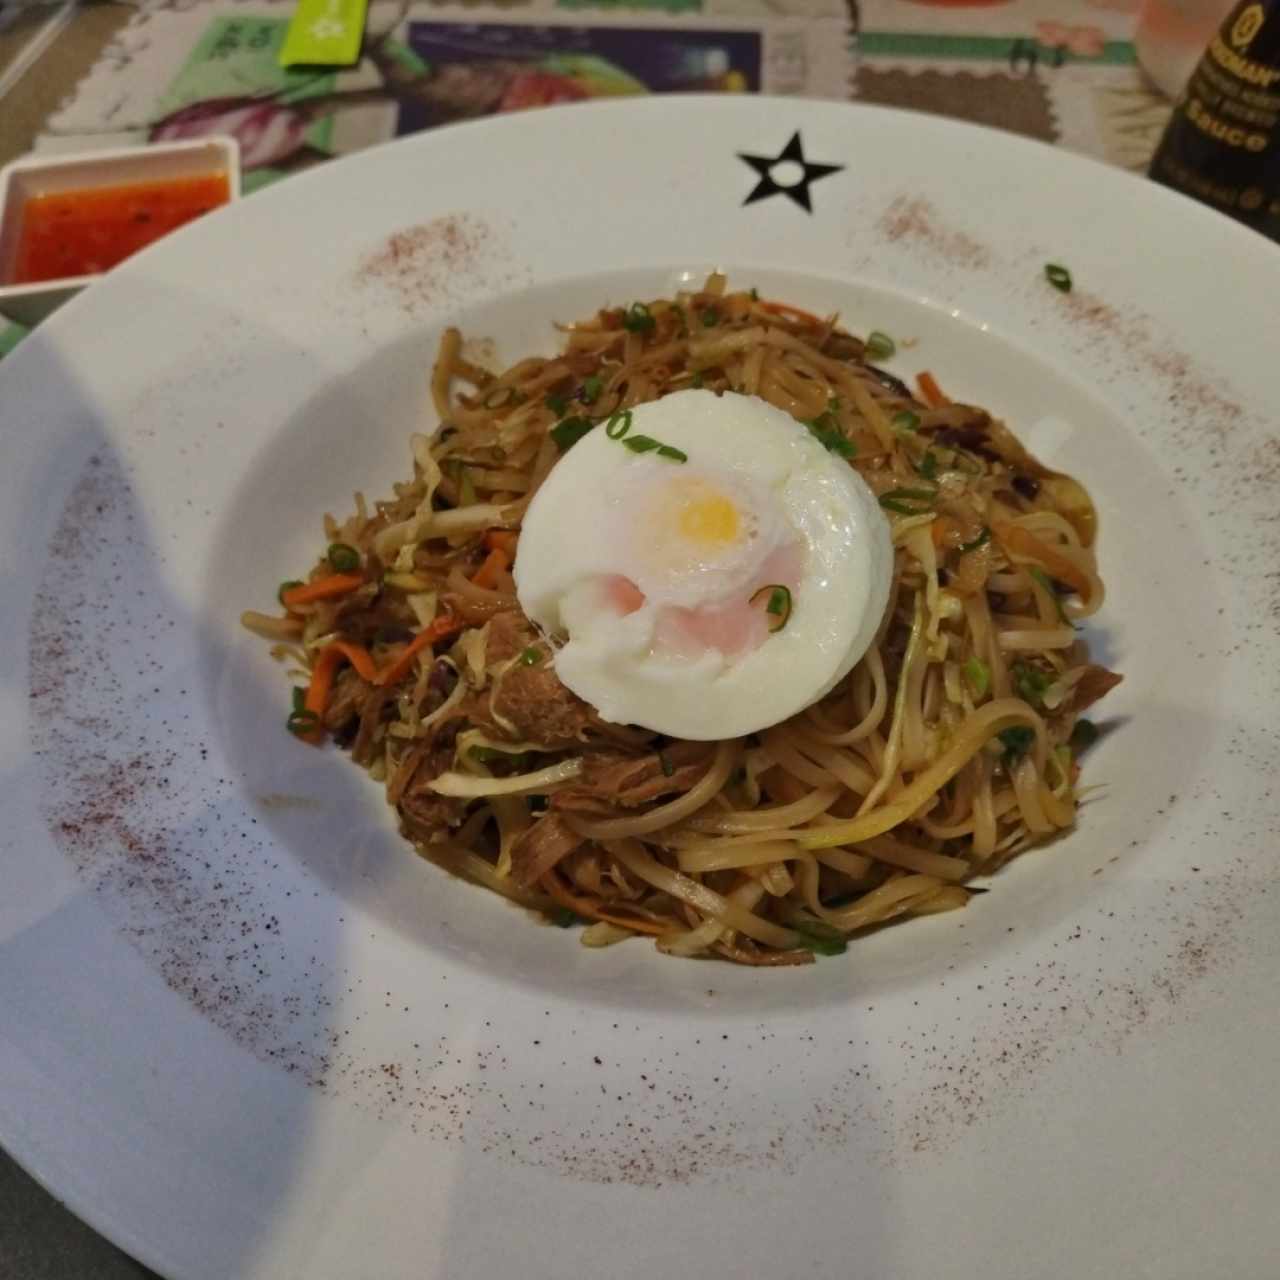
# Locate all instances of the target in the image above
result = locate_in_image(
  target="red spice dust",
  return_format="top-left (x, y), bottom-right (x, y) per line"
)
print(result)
top-left (354, 213), bottom-right (501, 316)
top-left (29, 455), bottom-right (332, 1082)
top-left (1061, 288), bottom-right (1245, 446)
top-left (877, 195), bottom-right (992, 270)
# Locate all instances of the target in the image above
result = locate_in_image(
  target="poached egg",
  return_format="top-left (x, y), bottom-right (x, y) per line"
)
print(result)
top-left (514, 389), bottom-right (892, 739)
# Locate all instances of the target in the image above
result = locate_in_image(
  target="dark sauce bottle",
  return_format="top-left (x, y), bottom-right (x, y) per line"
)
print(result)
top-left (1148, 0), bottom-right (1280, 241)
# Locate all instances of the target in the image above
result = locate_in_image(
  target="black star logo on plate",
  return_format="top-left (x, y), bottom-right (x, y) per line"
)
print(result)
top-left (737, 131), bottom-right (844, 214)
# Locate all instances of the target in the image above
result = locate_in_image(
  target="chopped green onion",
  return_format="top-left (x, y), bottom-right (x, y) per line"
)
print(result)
top-left (749, 287), bottom-right (759, 301)
top-left (962, 657), bottom-right (990, 699)
top-left (658, 750), bottom-right (675, 778)
top-left (327, 542), bottom-right (360, 572)
top-left (622, 434), bottom-right (661, 454)
top-left (544, 390), bottom-right (570, 415)
top-left (892, 410), bottom-right (920, 434)
top-left (1045, 263), bottom-right (1072, 293)
top-left (286, 709), bottom-right (320, 737)
top-left (958, 526), bottom-right (992, 554)
top-left (789, 917), bottom-right (848, 956)
top-left (1011, 661), bottom-right (1052, 706)
top-left (291, 687), bottom-right (307, 713)
top-left (549, 907), bottom-right (581, 928)
top-left (622, 302), bottom-right (656, 333)
top-left (605, 410), bottom-right (632, 440)
top-left (864, 330), bottom-right (896, 361)
top-left (879, 486), bottom-right (937, 515)
top-left (749, 583), bottom-right (793, 633)
top-left (701, 308), bottom-right (719, 328)
top-left (519, 646), bottom-right (542, 667)
top-left (998, 726), bottom-right (1035, 762)
top-left (458, 467), bottom-right (477, 507)
top-left (580, 374), bottom-right (604, 404)
top-left (916, 451), bottom-right (938, 481)
top-left (550, 416), bottom-right (594, 451)
top-left (1029, 567), bottom-right (1074, 625)
top-left (804, 411), bottom-right (855, 458)
top-left (602, 412), bottom-right (684, 462)
top-left (1069, 719), bottom-right (1099, 752)
top-left (690, 372), bottom-right (705, 389)
top-left (277, 580), bottom-right (302, 606)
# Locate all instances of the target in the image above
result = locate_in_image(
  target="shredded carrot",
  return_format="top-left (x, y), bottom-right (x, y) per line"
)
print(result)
top-left (917, 371), bottom-right (949, 408)
top-left (296, 641), bottom-right (378, 743)
top-left (375, 614), bottom-right (464, 687)
top-left (281, 573), bottom-right (364, 610)
top-left (539, 871), bottom-right (670, 936)
top-left (758, 299), bottom-right (823, 327)
top-left (483, 530), bottom-right (518, 556)
top-left (991, 521), bottom-right (1091, 596)
top-left (299, 645), bottom-right (347, 744)
top-left (931, 516), bottom-right (956, 549)
top-left (299, 624), bottom-right (462, 742)
top-left (472, 547), bottom-right (510, 590)
top-left (327, 640), bottom-right (378, 683)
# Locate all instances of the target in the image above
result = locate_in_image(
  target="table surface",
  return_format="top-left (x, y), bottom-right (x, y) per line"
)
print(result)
top-left (0, 0), bottom-right (1175, 1274)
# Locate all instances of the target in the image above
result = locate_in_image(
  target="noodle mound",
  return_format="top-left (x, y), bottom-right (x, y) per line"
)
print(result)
top-left (243, 276), bottom-right (1120, 965)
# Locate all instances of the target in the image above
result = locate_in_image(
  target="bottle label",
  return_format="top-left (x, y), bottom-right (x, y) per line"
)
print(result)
top-left (1150, 0), bottom-right (1280, 237)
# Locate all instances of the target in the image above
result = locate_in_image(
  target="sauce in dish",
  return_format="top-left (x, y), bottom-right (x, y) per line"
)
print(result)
top-left (12, 172), bottom-right (231, 284)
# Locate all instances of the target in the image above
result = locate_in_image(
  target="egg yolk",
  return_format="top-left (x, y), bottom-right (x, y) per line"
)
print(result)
top-left (644, 477), bottom-right (749, 572)
top-left (677, 491), bottom-right (740, 547)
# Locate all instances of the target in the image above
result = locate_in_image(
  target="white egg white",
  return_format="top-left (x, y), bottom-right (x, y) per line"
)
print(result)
top-left (514, 389), bottom-right (892, 740)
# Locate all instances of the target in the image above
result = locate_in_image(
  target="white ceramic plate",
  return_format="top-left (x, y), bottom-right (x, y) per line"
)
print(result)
top-left (2, 97), bottom-right (1278, 1280)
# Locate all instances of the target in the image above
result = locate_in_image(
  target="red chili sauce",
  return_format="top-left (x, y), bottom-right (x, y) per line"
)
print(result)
top-left (12, 172), bottom-right (230, 285)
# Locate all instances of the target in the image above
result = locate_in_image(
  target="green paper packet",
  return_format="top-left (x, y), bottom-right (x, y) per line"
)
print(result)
top-left (278, 0), bottom-right (369, 68)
